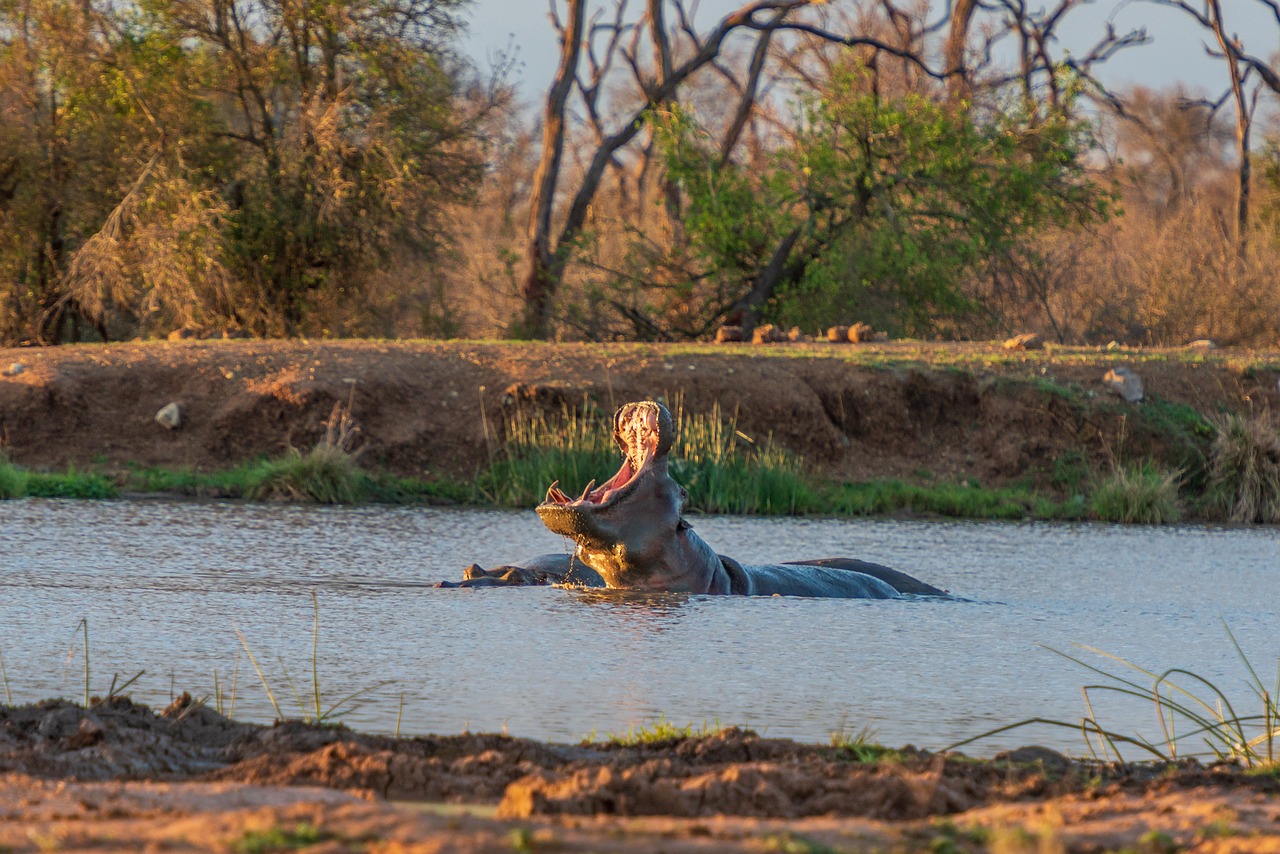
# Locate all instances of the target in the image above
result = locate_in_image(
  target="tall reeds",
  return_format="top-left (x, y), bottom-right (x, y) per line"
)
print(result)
top-left (478, 399), bottom-right (813, 514)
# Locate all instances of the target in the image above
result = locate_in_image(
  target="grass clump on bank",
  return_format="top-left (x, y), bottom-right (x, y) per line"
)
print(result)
top-left (246, 402), bottom-right (368, 504)
top-left (1088, 464), bottom-right (1183, 524)
top-left (1207, 413), bottom-right (1280, 523)
top-left (0, 454), bottom-right (25, 498)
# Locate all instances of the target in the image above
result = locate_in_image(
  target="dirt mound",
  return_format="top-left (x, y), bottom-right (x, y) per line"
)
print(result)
top-left (5, 698), bottom-right (1277, 823)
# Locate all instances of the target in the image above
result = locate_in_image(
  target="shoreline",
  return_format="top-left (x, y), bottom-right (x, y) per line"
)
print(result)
top-left (2, 695), bottom-right (1278, 852)
top-left (3, 338), bottom-right (1278, 523)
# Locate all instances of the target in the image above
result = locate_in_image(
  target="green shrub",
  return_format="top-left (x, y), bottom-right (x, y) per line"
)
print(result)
top-left (1089, 464), bottom-right (1183, 524)
top-left (1207, 413), bottom-right (1280, 523)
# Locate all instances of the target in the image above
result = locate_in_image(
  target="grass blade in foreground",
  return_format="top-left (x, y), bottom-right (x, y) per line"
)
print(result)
top-left (944, 629), bottom-right (1279, 769)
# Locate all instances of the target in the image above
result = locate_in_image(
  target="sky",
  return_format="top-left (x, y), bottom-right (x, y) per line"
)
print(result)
top-left (461, 1), bottom-right (1280, 102)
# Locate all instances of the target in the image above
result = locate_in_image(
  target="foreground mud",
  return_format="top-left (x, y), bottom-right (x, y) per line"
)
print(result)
top-left (2, 697), bottom-right (1278, 851)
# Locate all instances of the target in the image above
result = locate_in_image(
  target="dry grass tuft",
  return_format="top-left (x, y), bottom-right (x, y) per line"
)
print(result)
top-left (1207, 413), bottom-right (1280, 523)
top-left (248, 400), bottom-right (368, 504)
top-left (1088, 464), bottom-right (1183, 524)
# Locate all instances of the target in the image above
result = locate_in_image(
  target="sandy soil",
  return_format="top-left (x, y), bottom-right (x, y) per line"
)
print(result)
top-left (1, 339), bottom-right (1276, 491)
top-left (1, 697), bottom-right (1278, 852)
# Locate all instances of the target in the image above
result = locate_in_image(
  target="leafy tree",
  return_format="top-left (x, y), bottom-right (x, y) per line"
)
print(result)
top-left (658, 65), bottom-right (1114, 337)
top-left (0, 0), bottom-right (480, 343)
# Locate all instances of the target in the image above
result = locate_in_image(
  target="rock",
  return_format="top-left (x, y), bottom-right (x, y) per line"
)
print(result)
top-left (3, 362), bottom-right (26, 377)
top-left (994, 745), bottom-right (1072, 772)
top-left (155, 402), bottom-right (183, 430)
top-left (1003, 333), bottom-right (1043, 351)
top-left (847, 322), bottom-right (875, 343)
top-left (714, 325), bottom-right (743, 343)
top-left (786, 326), bottom-right (810, 343)
top-left (1186, 339), bottom-right (1216, 349)
top-left (826, 326), bottom-right (850, 343)
top-left (751, 324), bottom-right (786, 344)
top-left (167, 326), bottom-right (198, 341)
top-left (1103, 367), bottom-right (1144, 403)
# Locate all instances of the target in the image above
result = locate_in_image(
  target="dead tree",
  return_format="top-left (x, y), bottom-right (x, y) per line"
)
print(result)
top-left (1148, 0), bottom-right (1279, 257)
top-left (520, 0), bottom-right (819, 339)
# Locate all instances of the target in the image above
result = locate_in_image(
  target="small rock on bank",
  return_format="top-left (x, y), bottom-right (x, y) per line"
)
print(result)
top-left (155, 402), bottom-right (183, 430)
top-left (1103, 367), bottom-right (1144, 403)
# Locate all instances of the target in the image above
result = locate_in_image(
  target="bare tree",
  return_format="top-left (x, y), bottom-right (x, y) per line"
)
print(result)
top-left (1147, 0), bottom-right (1279, 256)
top-left (520, 0), bottom-right (822, 339)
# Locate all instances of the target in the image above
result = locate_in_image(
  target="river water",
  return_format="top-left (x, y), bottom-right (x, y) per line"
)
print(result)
top-left (1, 499), bottom-right (1276, 757)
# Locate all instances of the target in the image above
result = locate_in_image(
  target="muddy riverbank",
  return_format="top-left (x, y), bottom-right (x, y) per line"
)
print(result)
top-left (1, 339), bottom-right (1275, 497)
top-left (2, 697), bottom-right (1278, 852)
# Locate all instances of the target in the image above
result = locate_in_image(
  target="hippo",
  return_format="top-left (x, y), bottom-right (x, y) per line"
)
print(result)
top-left (439, 400), bottom-right (948, 598)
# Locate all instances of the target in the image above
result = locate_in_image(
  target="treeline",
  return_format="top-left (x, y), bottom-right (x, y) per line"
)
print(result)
top-left (4, 0), bottom-right (1280, 346)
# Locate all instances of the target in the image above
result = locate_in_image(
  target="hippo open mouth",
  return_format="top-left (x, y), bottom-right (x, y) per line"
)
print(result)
top-left (537, 401), bottom-right (675, 539)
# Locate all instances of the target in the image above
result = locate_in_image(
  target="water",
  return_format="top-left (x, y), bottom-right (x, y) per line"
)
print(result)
top-left (1, 499), bottom-right (1276, 757)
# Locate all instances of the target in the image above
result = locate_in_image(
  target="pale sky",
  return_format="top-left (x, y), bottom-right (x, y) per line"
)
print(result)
top-left (463, 1), bottom-right (1280, 101)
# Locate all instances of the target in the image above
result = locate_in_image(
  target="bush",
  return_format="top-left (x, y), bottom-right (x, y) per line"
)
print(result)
top-left (1207, 413), bottom-right (1280, 523)
top-left (1089, 464), bottom-right (1183, 524)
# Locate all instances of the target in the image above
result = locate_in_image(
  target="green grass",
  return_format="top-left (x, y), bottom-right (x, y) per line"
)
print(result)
top-left (1088, 464), bottom-right (1183, 524)
top-left (0, 455), bottom-right (25, 498)
top-left (825, 478), bottom-right (1075, 520)
top-left (231, 822), bottom-right (326, 854)
top-left (244, 446), bottom-right (369, 504)
top-left (828, 722), bottom-right (900, 763)
top-left (591, 715), bottom-right (728, 746)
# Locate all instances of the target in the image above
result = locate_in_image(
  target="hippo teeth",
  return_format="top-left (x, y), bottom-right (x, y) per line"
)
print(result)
top-left (577, 479), bottom-right (596, 501)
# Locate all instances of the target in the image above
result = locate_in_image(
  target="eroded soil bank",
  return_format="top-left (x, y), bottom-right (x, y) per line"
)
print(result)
top-left (1, 339), bottom-right (1276, 493)
top-left (2, 697), bottom-right (1278, 852)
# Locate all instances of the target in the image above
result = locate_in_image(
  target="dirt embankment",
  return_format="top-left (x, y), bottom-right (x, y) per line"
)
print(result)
top-left (1, 339), bottom-right (1275, 490)
top-left (3, 697), bottom-right (1280, 852)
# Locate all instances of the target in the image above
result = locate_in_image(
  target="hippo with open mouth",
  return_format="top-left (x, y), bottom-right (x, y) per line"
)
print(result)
top-left (439, 400), bottom-right (947, 598)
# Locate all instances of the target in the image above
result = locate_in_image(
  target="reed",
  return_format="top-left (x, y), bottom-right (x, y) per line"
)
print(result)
top-left (481, 399), bottom-right (811, 514)
top-left (1088, 464), bottom-right (1183, 524)
top-left (946, 624), bottom-right (1279, 769)
top-left (1207, 413), bottom-right (1280, 523)
top-left (237, 592), bottom-right (394, 724)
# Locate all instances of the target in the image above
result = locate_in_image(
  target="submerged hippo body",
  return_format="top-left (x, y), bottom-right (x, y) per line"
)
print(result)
top-left (440, 401), bottom-right (947, 599)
